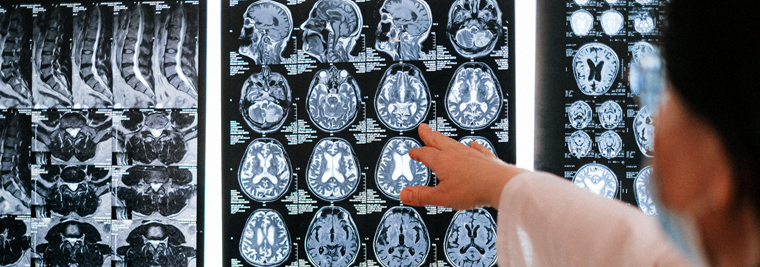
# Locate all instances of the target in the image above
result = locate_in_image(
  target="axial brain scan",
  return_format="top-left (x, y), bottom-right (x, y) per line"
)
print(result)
top-left (447, 0), bottom-right (502, 58)
top-left (570, 10), bottom-right (594, 37)
top-left (446, 62), bottom-right (503, 130)
top-left (567, 130), bottom-right (592, 159)
top-left (238, 138), bottom-right (291, 202)
top-left (374, 206), bottom-right (430, 267)
top-left (239, 65), bottom-right (292, 134)
top-left (597, 130), bottom-right (622, 159)
top-left (240, 209), bottom-right (291, 267)
top-left (634, 106), bottom-right (654, 157)
top-left (376, 137), bottom-right (429, 200)
top-left (238, 0), bottom-right (292, 65)
top-left (459, 136), bottom-right (497, 156)
top-left (572, 163), bottom-right (618, 199)
top-left (598, 100), bottom-right (622, 129)
top-left (307, 66), bottom-right (361, 133)
top-left (305, 206), bottom-right (360, 267)
top-left (634, 11), bottom-right (655, 34)
top-left (568, 100), bottom-right (592, 129)
top-left (444, 209), bottom-right (498, 267)
top-left (376, 63), bottom-right (430, 132)
top-left (375, 0), bottom-right (432, 61)
top-left (301, 0), bottom-right (362, 63)
top-left (630, 42), bottom-right (656, 96)
top-left (601, 10), bottom-right (624, 36)
top-left (573, 43), bottom-right (619, 96)
top-left (307, 138), bottom-right (360, 201)
top-left (634, 166), bottom-right (657, 215)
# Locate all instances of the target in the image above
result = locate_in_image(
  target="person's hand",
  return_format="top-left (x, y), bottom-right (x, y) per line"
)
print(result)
top-left (400, 123), bottom-right (529, 210)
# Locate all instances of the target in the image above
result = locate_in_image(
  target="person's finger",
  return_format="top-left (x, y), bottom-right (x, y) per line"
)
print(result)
top-left (417, 123), bottom-right (462, 150)
top-left (400, 185), bottom-right (440, 207)
top-left (470, 141), bottom-right (496, 157)
top-left (408, 146), bottom-right (441, 166)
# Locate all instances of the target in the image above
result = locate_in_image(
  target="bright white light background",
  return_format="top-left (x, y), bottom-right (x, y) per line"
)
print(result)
top-left (204, 1), bottom-right (536, 265)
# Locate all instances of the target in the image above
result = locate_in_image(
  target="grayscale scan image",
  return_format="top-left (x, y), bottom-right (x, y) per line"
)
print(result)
top-left (374, 206), bottom-right (430, 267)
top-left (34, 165), bottom-right (111, 218)
top-left (459, 136), bottom-right (497, 156)
top-left (375, 63), bottom-right (430, 132)
top-left (239, 66), bottom-right (292, 134)
top-left (116, 221), bottom-right (197, 267)
top-left (71, 4), bottom-right (113, 108)
top-left (32, 6), bottom-right (73, 109)
top-left (238, 0), bottom-right (292, 65)
top-left (598, 100), bottom-right (622, 129)
top-left (570, 10), bottom-right (593, 37)
top-left (572, 43), bottom-right (619, 96)
top-left (238, 138), bottom-right (291, 202)
top-left (634, 166), bottom-right (657, 215)
top-left (567, 130), bottom-right (592, 159)
top-left (0, 7), bottom-right (33, 109)
top-left (629, 41), bottom-right (656, 96)
top-left (301, 0), bottom-right (362, 63)
top-left (115, 166), bottom-right (197, 217)
top-left (34, 219), bottom-right (112, 267)
top-left (447, 0), bottom-right (502, 58)
top-left (239, 209), bottom-right (290, 267)
top-left (375, 0), bottom-right (432, 61)
top-left (0, 216), bottom-right (31, 266)
top-left (634, 106), bottom-right (654, 157)
top-left (597, 130), bottom-right (622, 159)
top-left (115, 109), bottom-right (198, 165)
top-left (567, 100), bottom-right (592, 129)
top-left (572, 163), bottom-right (618, 199)
top-left (446, 62), bottom-right (502, 130)
top-left (633, 10), bottom-right (655, 34)
top-left (33, 109), bottom-right (112, 165)
top-left (444, 209), bottom-right (498, 267)
top-left (600, 10), bottom-right (623, 36)
top-left (305, 206), bottom-right (360, 267)
top-left (306, 138), bottom-right (360, 201)
top-left (0, 111), bottom-right (32, 215)
top-left (306, 66), bottom-right (361, 133)
top-left (376, 137), bottom-right (429, 200)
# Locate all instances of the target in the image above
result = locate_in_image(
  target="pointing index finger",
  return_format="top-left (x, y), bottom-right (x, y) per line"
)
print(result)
top-left (417, 123), bottom-right (464, 150)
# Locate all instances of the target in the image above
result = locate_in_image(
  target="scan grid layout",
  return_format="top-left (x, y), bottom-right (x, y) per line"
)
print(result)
top-left (221, 0), bottom-right (515, 267)
top-left (0, 1), bottom-right (203, 267)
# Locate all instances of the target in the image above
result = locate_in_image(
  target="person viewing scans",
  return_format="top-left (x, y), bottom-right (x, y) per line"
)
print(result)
top-left (400, 1), bottom-right (760, 266)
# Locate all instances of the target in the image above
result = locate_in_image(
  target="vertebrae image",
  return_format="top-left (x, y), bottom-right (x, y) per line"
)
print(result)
top-left (238, 0), bottom-right (292, 65)
top-left (375, 63), bottom-right (430, 132)
top-left (0, 111), bottom-right (32, 215)
top-left (305, 206), bottom-right (360, 267)
top-left (32, 5), bottom-right (73, 108)
top-left (634, 166), bottom-right (657, 215)
top-left (447, 0), bottom-right (502, 58)
top-left (567, 100), bottom-right (592, 129)
top-left (115, 109), bottom-right (198, 165)
top-left (634, 106), bottom-right (654, 157)
top-left (0, 216), bottom-right (31, 266)
top-left (306, 137), bottom-right (360, 201)
top-left (115, 166), bottom-right (197, 217)
top-left (459, 136), bottom-right (497, 157)
top-left (301, 0), bottom-right (362, 63)
top-left (240, 66), bottom-right (292, 134)
top-left (116, 221), bottom-right (196, 267)
top-left (376, 137), bottom-right (429, 200)
top-left (239, 209), bottom-right (291, 267)
top-left (573, 43), bottom-right (619, 96)
top-left (572, 163), bottom-right (618, 199)
top-left (444, 209), bottom-right (498, 267)
top-left (238, 138), bottom-right (291, 202)
top-left (374, 206), bottom-right (430, 267)
top-left (0, 6), bottom-right (33, 108)
top-left (34, 165), bottom-right (111, 218)
top-left (375, 0), bottom-right (432, 61)
top-left (33, 109), bottom-right (113, 165)
top-left (35, 219), bottom-right (112, 267)
top-left (446, 62), bottom-right (503, 130)
top-left (567, 130), bottom-right (592, 159)
top-left (72, 4), bottom-right (113, 108)
top-left (306, 66), bottom-right (361, 133)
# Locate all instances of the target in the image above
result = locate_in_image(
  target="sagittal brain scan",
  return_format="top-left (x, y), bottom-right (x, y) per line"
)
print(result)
top-left (375, 63), bottom-right (430, 132)
top-left (238, 0), bottom-right (292, 65)
top-left (375, 0), bottom-right (432, 61)
top-left (307, 138), bottom-right (360, 201)
top-left (601, 10), bottom-right (624, 36)
top-left (459, 136), bottom-right (497, 156)
top-left (598, 100), bottom-right (622, 129)
top-left (71, 4), bottom-right (113, 108)
top-left (447, 0), bottom-right (502, 58)
top-left (34, 110), bottom-right (113, 165)
top-left (116, 109), bottom-right (198, 165)
top-left (633, 11), bottom-right (655, 34)
top-left (305, 206), bottom-right (360, 267)
top-left (239, 209), bottom-right (290, 267)
top-left (117, 222), bottom-right (196, 267)
top-left (634, 166), bottom-right (657, 215)
top-left (0, 216), bottom-right (31, 266)
top-left (36, 165), bottom-right (110, 217)
top-left (0, 111), bottom-right (32, 215)
top-left (374, 206), bottom-right (430, 267)
top-left (239, 66), bottom-right (292, 134)
top-left (597, 130), bottom-right (622, 159)
top-left (573, 43), bottom-right (619, 96)
top-left (634, 106), bottom-right (654, 157)
top-left (446, 62), bottom-right (503, 130)
top-left (567, 100), bottom-right (592, 129)
top-left (573, 163), bottom-right (618, 199)
top-left (307, 66), bottom-right (361, 133)
top-left (0, 7), bottom-right (33, 109)
top-left (567, 130), bottom-right (592, 159)
top-left (376, 137), bottom-right (429, 200)
top-left (444, 209), bottom-right (498, 267)
top-left (116, 166), bottom-right (197, 217)
top-left (238, 138), bottom-right (291, 202)
top-left (36, 220), bottom-right (112, 267)
top-left (301, 0), bottom-right (362, 63)
top-left (570, 10), bottom-right (593, 37)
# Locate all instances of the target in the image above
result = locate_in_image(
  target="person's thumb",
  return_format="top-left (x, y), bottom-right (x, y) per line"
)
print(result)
top-left (400, 186), bottom-right (438, 207)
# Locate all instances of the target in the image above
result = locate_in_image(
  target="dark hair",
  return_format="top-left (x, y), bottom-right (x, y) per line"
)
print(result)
top-left (664, 0), bottom-right (760, 212)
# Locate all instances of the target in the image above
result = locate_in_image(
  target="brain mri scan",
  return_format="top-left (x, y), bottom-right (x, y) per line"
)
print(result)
top-left (375, 0), bottom-right (432, 61)
top-left (631, 41), bottom-right (655, 66)
top-left (567, 130), bottom-right (592, 159)
top-left (574, 0), bottom-right (591, 5)
top-left (634, 166), bottom-right (657, 215)
top-left (116, 166), bottom-right (197, 217)
top-left (116, 110), bottom-right (198, 165)
top-left (634, 106), bottom-right (654, 157)
top-left (240, 65), bottom-right (292, 134)
top-left (238, 0), bottom-right (292, 65)
top-left (238, 138), bottom-right (292, 202)
top-left (306, 66), bottom-right (361, 133)
top-left (635, 0), bottom-right (654, 4)
top-left (446, 62), bottom-right (503, 130)
top-left (633, 11), bottom-right (655, 34)
top-left (117, 222), bottom-right (196, 267)
top-left (36, 220), bottom-right (112, 267)
top-left (447, 0), bottom-right (502, 58)
top-left (567, 100), bottom-right (592, 129)
top-left (374, 206), bottom-right (430, 267)
top-left (36, 165), bottom-right (111, 217)
top-left (305, 206), bottom-right (360, 267)
top-left (629, 41), bottom-right (656, 96)
top-left (598, 100), bottom-right (622, 129)
top-left (35, 110), bottom-right (113, 165)
top-left (239, 209), bottom-right (290, 267)
top-left (601, 10), bottom-right (624, 36)
top-left (573, 43), bottom-right (619, 96)
top-left (573, 163), bottom-right (618, 199)
top-left (570, 10), bottom-right (593, 37)
top-left (301, 0), bottom-right (362, 63)
top-left (376, 137), bottom-right (429, 200)
top-left (0, 7), bottom-right (33, 109)
top-left (375, 63), bottom-right (430, 132)
top-left (459, 136), bottom-right (498, 157)
top-left (597, 130), bottom-right (622, 159)
top-left (444, 209), bottom-right (498, 267)
top-left (307, 138), bottom-right (360, 201)
top-left (0, 216), bottom-right (31, 266)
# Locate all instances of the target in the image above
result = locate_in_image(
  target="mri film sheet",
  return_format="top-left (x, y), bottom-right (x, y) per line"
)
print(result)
top-left (535, 0), bottom-right (667, 207)
top-left (221, 0), bottom-right (515, 267)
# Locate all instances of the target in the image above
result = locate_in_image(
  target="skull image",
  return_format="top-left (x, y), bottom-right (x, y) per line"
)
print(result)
top-left (634, 166), bottom-right (657, 215)
top-left (34, 110), bottom-right (113, 164)
top-left (444, 209), bottom-right (498, 267)
top-left (447, 0), bottom-right (502, 59)
top-left (567, 100), bottom-right (592, 129)
top-left (375, 63), bottom-right (431, 132)
top-left (375, 137), bottom-right (429, 200)
top-left (301, 0), bottom-right (363, 63)
top-left (567, 130), bottom-right (592, 159)
top-left (238, 138), bottom-right (292, 202)
top-left (597, 130), bottom-right (622, 159)
top-left (634, 106), bottom-right (654, 157)
top-left (572, 163), bottom-right (618, 199)
top-left (305, 206), bottom-right (360, 267)
top-left (117, 110), bottom-right (198, 165)
top-left (36, 165), bottom-right (110, 217)
top-left (240, 209), bottom-right (291, 267)
top-left (117, 222), bottom-right (197, 267)
top-left (238, 0), bottom-right (293, 65)
top-left (116, 166), bottom-right (197, 217)
top-left (36, 220), bottom-right (112, 267)
top-left (375, 0), bottom-right (432, 61)
top-left (445, 62), bottom-right (503, 130)
top-left (239, 65), bottom-right (292, 134)
top-left (374, 206), bottom-right (430, 267)
top-left (306, 137), bottom-right (360, 201)
top-left (306, 66), bottom-right (361, 133)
